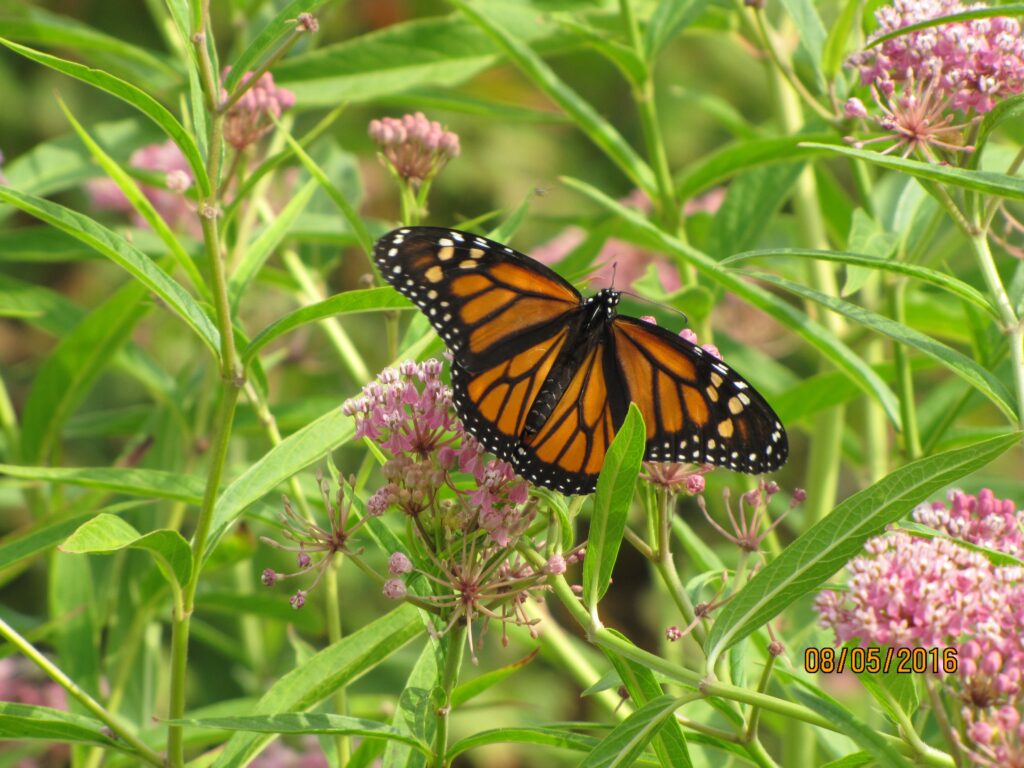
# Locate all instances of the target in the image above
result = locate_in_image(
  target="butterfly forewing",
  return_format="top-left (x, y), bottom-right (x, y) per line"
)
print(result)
top-left (373, 226), bottom-right (788, 495)
top-left (374, 227), bottom-right (581, 369)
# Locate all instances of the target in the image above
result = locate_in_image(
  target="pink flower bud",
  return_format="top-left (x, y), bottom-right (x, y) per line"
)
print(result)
top-left (383, 578), bottom-right (407, 599)
top-left (389, 552), bottom-right (413, 575)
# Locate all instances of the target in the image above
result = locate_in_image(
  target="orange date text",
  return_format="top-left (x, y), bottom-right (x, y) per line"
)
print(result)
top-left (803, 646), bottom-right (957, 675)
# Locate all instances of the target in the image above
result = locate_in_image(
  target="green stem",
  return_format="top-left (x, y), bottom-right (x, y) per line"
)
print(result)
top-left (0, 617), bottom-right (164, 767)
top-left (651, 489), bottom-right (705, 646)
top-left (324, 562), bottom-right (349, 766)
top-left (891, 281), bottom-right (922, 459)
top-left (968, 233), bottom-right (1024, 428)
top-left (433, 623), bottom-right (467, 768)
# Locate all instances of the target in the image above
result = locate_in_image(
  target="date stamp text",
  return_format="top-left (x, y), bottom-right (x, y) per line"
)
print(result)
top-left (804, 646), bottom-right (958, 675)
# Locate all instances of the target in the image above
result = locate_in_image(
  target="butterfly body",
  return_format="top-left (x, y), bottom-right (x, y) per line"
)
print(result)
top-left (375, 226), bottom-right (787, 495)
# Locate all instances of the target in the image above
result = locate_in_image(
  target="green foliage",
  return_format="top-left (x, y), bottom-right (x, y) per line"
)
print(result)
top-left (2, 0), bottom-right (1023, 766)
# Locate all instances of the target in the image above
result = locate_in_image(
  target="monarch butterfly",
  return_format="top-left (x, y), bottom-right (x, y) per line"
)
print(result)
top-left (374, 226), bottom-right (788, 495)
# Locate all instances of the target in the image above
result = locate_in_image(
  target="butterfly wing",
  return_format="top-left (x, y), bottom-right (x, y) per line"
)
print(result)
top-left (374, 226), bottom-right (582, 371)
top-left (610, 316), bottom-right (787, 473)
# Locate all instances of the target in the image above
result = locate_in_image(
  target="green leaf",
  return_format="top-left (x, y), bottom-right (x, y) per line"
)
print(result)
top-left (0, 38), bottom-right (210, 196)
top-left (867, 5), bottom-right (1024, 49)
top-left (272, 120), bottom-right (375, 259)
top-left (804, 142), bottom-right (1024, 200)
top-left (205, 407), bottom-right (355, 562)
top-left (447, 727), bottom-right (601, 761)
top-left (821, 0), bottom-right (862, 79)
top-left (723, 248), bottom-right (998, 319)
top-left (383, 640), bottom-right (439, 767)
top-left (562, 175), bottom-right (903, 428)
top-left (228, 177), bottom-right (318, 309)
top-left (897, 521), bottom-right (1024, 567)
top-left (792, 688), bottom-right (913, 768)
top-left (210, 605), bottom-right (423, 768)
top-left (554, 16), bottom-right (646, 85)
top-left (0, 703), bottom-right (121, 749)
top-left (972, 93), bottom-right (1024, 166)
top-left (453, 0), bottom-right (657, 197)
top-left (172, 713), bottom-right (430, 755)
top-left (779, 0), bottom-right (827, 83)
top-left (272, 7), bottom-right (582, 106)
top-left (0, 503), bottom-right (144, 575)
top-left (644, 0), bottom-right (711, 59)
top-left (855, 647), bottom-right (921, 726)
top-left (60, 513), bottom-right (192, 589)
top-left (17, 281), bottom-right (148, 462)
top-left (604, 648), bottom-right (693, 767)
top-left (0, 187), bottom-right (220, 359)
top-left (708, 162), bottom-right (804, 259)
top-left (579, 695), bottom-right (683, 768)
top-left (676, 135), bottom-right (836, 200)
top-left (57, 98), bottom-right (207, 296)
top-left (223, 0), bottom-right (330, 93)
top-left (750, 271), bottom-right (1017, 421)
top-left (0, 7), bottom-right (179, 85)
top-left (585, 404), bottom-right (645, 607)
top-left (451, 650), bottom-right (538, 708)
top-left (0, 464), bottom-right (205, 502)
top-left (705, 431), bottom-right (1022, 664)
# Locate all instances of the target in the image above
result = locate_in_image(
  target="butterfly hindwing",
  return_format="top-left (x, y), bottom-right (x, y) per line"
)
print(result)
top-left (610, 317), bottom-right (787, 473)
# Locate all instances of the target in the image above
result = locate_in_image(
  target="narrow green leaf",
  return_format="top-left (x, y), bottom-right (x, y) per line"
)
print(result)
top-left (210, 605), bottom-right (423, 768)
top-left (676, 134), bottom-right (836, 200)
top-left (792, 689), bottom-right (913, 768)
top-left (706, 431), bottom-right (1022, 663)
top-left (0, 38), bottom-right (210, 196)
top-left (17, 281), bottom-right (148, 462)
top-left (724, 248), bottom-right (998, 319)
top-left (804, 142), bottom-right (1024, 200)
top-left (205, 407), bottom-right (355, 561)
top-left (554, 16), bottom-right (646, 85)
top-left (605, 648), bottom-right (693, 768)
top-left (821, 753), bottom-right (875, 768)
top-left (0, 187), bottom-right (220, 358)
top-left (272, 8), bottom-right (582, 106)
top-left (972, 93), bottom-right (1024, 167)
top-left (57, 98), bottom-right (207, 296)
top-left (562, 175), bottom-right (903, 428)
top-left (867, 5), bottom-right (1024, 48)
top-left (0, 7), bottom-right (179, 84)
top-left (447, 727), bottom-right (601, 761)
top-left (580, 695), bottom-right (683, 768)
top-left (751, 271), bottom-right (1017, 421)
top-left (60, 513), bottom-right (192, 588)
top-left (779, 0), bottom-right (828, 82)
top-left (271, 118), bottom-right (375, 258)
top-left (708, 162), bottom-right (804, 259)
top-left (822, 0), bottom-right (862, 79)
top-left (0, 703), bottom-right (121, 749)
top-left (172, 713), bottom-right (430, 755)
top-left (451, 650), bottom-right (538, 708)
top-left (224, 0), bottom-right (330, 92)
top-left (644, 0), bottom-right (711, 59)
top-left (585, 405), bottom-right (645, 607)
top-left (453, 0), bottom-right (657, 196)
top-left (0, 464), bottom-right (205, 502)
top-left (228, 177), bottom-right (318, 309)
top-left (383, 640), bottom-right (439, 767)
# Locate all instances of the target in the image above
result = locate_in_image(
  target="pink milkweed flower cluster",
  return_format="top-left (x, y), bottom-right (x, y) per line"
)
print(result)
top-left (844, 0), bottom-right (1024, 160)
top-left (341, 360), bottom-right (531, 546)
top-left (368, 112), bottom-right (460, 185)
top-left (86, 139), bottom-right (198, 235)
top-left (221, 69), bottom-right (296, 151)
top-left (848, 0), bottom-right (1024, 115)
top-left (816, 489), bottom-right (1024, 729)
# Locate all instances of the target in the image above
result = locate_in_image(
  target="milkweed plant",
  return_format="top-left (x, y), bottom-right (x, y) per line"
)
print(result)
top-left (0, 1), bottom-right (1023, 767)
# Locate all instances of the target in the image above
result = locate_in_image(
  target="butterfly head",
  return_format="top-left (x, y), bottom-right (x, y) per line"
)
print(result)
top-left (588, 288), bottom-right (620, 323)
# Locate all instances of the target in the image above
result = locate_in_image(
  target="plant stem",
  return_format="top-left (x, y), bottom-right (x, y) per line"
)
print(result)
top-left (969, 232), bottom-right (1024, 428)
top-left (891, 281), bottom-right (923, 459)
top-left (433, 624), bottom-right (467, 768)
top-left (0, 617), bottom-right (164, 767)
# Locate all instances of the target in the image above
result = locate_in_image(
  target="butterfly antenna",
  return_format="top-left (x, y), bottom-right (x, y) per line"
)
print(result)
top-left (618, 288), bottom-right (690, 327)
